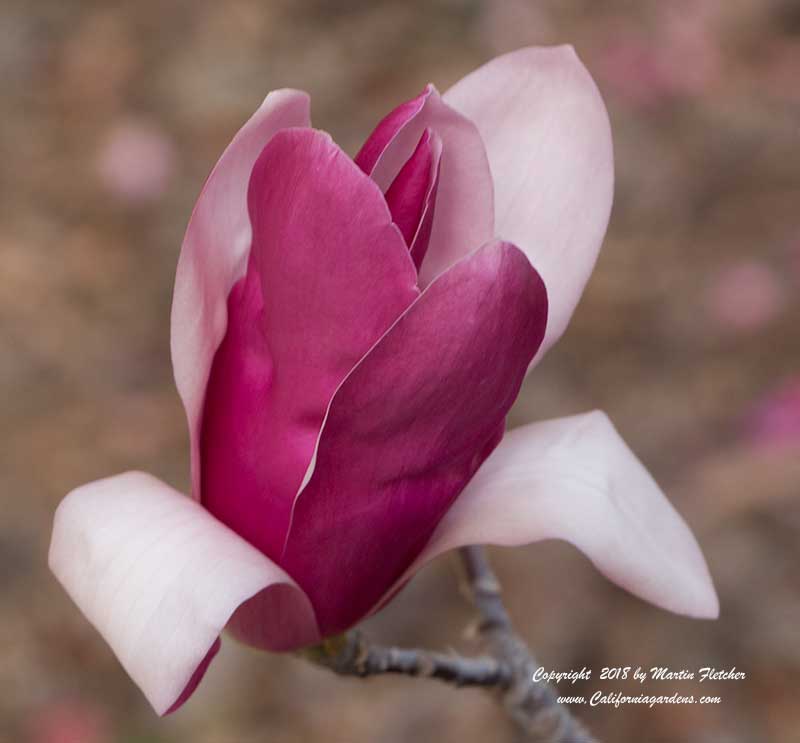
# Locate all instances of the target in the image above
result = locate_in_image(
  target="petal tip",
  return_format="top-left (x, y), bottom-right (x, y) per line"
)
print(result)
top-left (683, 560), bottom-right (720, 620)
top-left (698, 590), bottom-right (721, 620)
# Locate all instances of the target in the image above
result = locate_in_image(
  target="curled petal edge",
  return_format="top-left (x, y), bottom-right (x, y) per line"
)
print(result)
top-left (49, 471), bottom-right (319, 715)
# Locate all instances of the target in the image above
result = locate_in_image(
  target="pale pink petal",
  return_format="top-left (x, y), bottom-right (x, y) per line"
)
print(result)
top-left (281, 240), bottom-right (547, 635)
top-left (200, 128), bottom-right (419, 560)
top-left (444, 46), bottom-right (615, 363)
top-left (360, 86), bottom-right (495, 287)
top-left (48, 472), bottom-right (319, 716)
top-left (408, 412), bottom-right (719, 619)
top-left (170, 89), bottom-right (311, 500)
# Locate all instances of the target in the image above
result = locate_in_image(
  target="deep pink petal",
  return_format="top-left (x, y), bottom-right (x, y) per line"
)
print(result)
top-left (171, 90), bottom-right (311, 500)
top-left (281, 240), bottom-right (547, 635)
top-left (401, 412), bottom-right (719, 619)
top-left (384, 128), bottom-right (442, 262)
top-left (201, 128), bottom-right (420, 561)
top-left (358, 85), bottom-right (495, 287)
top-left (354, 86), bottom-right (430, 174)
top-left (407, 136), bottom-right (441, 271)
top-left (48, 472), bottom-right (319, 716)
top-left (444, 46), bottom-right (615, 364)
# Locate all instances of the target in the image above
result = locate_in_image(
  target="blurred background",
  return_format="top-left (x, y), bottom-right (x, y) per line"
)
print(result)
top-left (2, 0), bottom-right (798, 741)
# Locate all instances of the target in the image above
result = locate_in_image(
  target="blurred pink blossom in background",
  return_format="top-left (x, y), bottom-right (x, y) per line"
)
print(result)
top-left (744, 377), bottom-right (800, 450)
top-left (593, 3), bottom-right (721, 107)
top-left (28, 700), bottom-right (110, 743)
top-left (94, 118), bottom-right (175, 204)
top-left (593, 36), bottom-right (671, 108)
top-left (705, 260), bottom-right (786, 334)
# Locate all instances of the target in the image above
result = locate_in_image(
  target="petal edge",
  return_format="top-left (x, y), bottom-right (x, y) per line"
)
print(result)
top-left (171, 89), bottom-right (311, 500)
top-left (444, 46), bottom-right (614, 365)
top-left (49, 471), bottom-right (319, 715)
top-left (282, 240), bottom-right (548, 634)
top-left (404, 412), bottom-right (719, 620)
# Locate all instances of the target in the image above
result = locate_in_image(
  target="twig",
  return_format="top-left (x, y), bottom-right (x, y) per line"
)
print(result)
top-left (459, 546), bottom-right (597, 743)
top-left (300, 547), bottom-right (598, 743)
top-left (301, 632), bottom-right (511, 687)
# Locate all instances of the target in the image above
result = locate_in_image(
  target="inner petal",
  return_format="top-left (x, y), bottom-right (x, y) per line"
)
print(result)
top-left (355, 85), bottom-right (431, 174)
top-left (384, 128), bottom-right (442, 270)
top-left (200, 128), bottom-right (419, 561)
top-left (354, 84), bottom-right (494, 288)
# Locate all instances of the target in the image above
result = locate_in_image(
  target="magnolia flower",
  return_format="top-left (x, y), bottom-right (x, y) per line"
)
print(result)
top-left (49, 46), bottom-right (718, 716)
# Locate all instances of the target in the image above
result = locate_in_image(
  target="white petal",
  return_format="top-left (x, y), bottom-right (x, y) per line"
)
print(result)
top-left (444, 46), bottom-right (614, 364)
top-left (49, 472), bottom-right (318, 715)
top-left (413, 412), bottom-right (719, 619)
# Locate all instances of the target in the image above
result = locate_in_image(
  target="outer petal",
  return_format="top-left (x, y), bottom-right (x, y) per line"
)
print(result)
top-left (281, 240), bottom-right (548, 635)
top-left (408, 412), bottom-right (719, 619)
top-left (444, 46), bottom-right (615, 363)
top-left (170, 89), bottom-right (311, 500)
top-left (358, 85), bottom-right (495, 286)
top-left (48, 472), bottom-right (319, 716)
top-left (200, 128), bottom-right (420, 560)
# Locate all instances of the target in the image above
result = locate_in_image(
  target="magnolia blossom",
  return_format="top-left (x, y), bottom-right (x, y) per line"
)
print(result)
top-left (49, 46), bottom-right (718, 716)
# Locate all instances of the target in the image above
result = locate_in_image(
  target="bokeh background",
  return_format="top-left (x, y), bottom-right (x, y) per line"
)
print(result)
top-left (2, 0), bottom-right (799, 741)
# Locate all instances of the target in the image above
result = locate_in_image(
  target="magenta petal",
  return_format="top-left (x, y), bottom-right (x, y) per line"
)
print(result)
top-left (408, 144), bottom-right (441, 271)
top-left (384, 127), bottom-right (436, 245)
top-left (281, 240), bottom-right (548, 635)
top-left (357, 85), bottom-right (494, 286)
top-left (355, 85), bottom-right (431, 174)
top-left (171, 89), bottom-right (311, 500)
top-left (201, 128), bottom-right (420, 560)
top-left (384, 128), bottom-right (442, 269)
